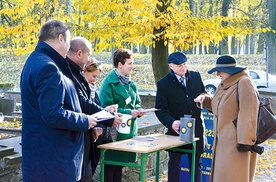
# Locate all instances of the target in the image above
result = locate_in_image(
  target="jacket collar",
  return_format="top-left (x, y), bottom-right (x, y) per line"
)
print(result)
top-left (37, 40), bottom-right (68, 70)
top-left (37, 40), bottom-right (74, 80)
top-left (107, 69), bottom-right (121, 83)
top-left (66, 57), bottom-right (83, 75)
top-left (107, 70), bottom-right (132, 100)
top-left (220, 70), bottom-right (249, 89)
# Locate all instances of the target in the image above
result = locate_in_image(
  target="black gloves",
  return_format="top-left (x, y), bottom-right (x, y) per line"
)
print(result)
top-left (237, 144), bottom-right (264, 155)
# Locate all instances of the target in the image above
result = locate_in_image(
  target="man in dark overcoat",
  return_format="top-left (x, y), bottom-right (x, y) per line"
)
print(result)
top-left (66, 37), bottom-right (121, 181)
top-left (155, 52), bottom-right (206, 182)
top-left (20, 20), bottom-right (97, 182)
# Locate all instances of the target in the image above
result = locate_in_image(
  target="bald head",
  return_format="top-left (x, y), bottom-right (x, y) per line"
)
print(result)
top-left (67, 37), bottom-right (92, 69)
top-left (69, 37), bottom-right (92, 54)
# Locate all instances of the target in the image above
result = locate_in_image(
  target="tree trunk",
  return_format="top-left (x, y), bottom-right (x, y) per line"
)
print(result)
top-left (266, 0), bottom-right (276, 74)
top-left (188, 0), bottom-right (196, 14)
top-left (230, 36), bottom-right (236, 54)
top-left (207, 0), bottom-right (213, 17)
top-left (249, 34), bottom-right (255, 54)
top-left (219, 0), bottom-right (232, 55)
top-left (257, 33), bottom-right (265, 54)
top-left (151, 0), bottom-right (170, 83)
top-left (152, 39), bottom-right (169, 83)
top-left (208, 41), bottom-right (217, 54)
top-left (244, 35), bottom-right (249, 54)
top-left (139, 44), bottom-right (148, 54)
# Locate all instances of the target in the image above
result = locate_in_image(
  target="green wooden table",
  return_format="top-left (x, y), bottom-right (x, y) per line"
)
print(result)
top-left (98, 133), bottom-right (198, 182)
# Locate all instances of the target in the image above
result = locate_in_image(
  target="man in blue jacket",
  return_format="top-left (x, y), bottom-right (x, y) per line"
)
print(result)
top-left (20, 20), bottom-right (98, 182)
top-left (155, 52), bottom-right (206, 182)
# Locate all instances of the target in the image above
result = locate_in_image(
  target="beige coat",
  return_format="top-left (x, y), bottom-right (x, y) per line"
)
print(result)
top-left (203, 70), bottom-right (259, 182)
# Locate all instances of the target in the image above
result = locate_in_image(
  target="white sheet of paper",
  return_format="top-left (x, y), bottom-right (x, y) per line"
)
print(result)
top-left (132, 135), bottom-right (158, 141)
top-left (140, 108), bottom-right (160, 113)
top-left (91, 110), bottom-right (115, 122)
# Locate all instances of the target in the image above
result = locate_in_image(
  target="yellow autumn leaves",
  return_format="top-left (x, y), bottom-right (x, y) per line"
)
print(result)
top-left (0, 117), bottom-right (22, 129)
top-left (0, 0), bottom-right (270, 54)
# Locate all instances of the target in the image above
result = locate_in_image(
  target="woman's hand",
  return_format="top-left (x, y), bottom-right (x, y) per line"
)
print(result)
top-left (131, 109), bottom-right (146, 117)
top-left (105, 104), bottom-right (118, 113)
top-left (194, 95), bottom-right (205, 108)
top-left (137, 108), bottom-right (146, 117)
top-left (194, 94), bottom-right (205, 104)
top-left (92, 127), bottom-right (103, 141)
top-left (131, 110), bottom-right (142, 118)
top-left (194, 94), bottom-right (205, 103)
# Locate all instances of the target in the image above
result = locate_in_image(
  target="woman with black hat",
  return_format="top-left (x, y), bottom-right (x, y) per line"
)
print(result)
top-left (194, 55), bottom-right (259, 182)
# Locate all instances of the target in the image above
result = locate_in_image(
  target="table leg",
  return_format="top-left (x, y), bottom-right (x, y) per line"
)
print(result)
top-left (155, 151), bottom-right (160, 182)
top-left (100, 149), bottom-right (106, 182)
top-left (140, 153), bottom-right (148, 181)
top-left (190, 141), bottom-right (196, 182)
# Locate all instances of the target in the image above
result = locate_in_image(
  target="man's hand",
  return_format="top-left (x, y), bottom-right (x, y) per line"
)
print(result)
top-left (92, 127), bottom-right (103, 141)
top-left (87, 115), bottom-right (97, 129)
top-left (172, 120), bottom-right (180, 134)
top-left (112, 114), bottom-right (122, 127)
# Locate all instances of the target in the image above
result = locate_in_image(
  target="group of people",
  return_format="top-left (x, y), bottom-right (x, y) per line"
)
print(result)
top-left (20, 20), bottom-right (145, 182)
top-left (20, 19), bottom-right (260, 182)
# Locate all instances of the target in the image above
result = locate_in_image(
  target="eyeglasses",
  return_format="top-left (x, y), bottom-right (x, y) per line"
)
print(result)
top-left (89, 62), bottom-right (101, 68)
top-left (84, 61), bottom-right (102, 71)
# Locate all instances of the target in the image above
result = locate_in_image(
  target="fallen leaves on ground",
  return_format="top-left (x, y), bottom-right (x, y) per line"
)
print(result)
top-left (145, 139), bottom-right (276, 182)
top-left (255, 139), bottom-right (276, 181)
top-left (0, 133), bottom-right (16, 139)
top-left (0, 120), bottom-right (22, 129)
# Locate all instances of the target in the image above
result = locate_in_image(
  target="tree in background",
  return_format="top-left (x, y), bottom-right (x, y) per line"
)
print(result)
top-left (70, 0), bottom-right (268, 81)
top-left (220, 0), bottom-right (268, 55)
top-left (0, 0), bottom-right (273, 82)
top-left (0, 0), bottom-right (68, 54)
top-left (219, 0), bottom-right (232, 54)
top-left (151, 0), bottom-right (170, 82)
top-left (266, 0), bottom-right (276, 74)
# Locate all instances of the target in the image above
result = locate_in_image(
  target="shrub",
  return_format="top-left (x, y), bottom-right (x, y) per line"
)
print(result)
top-left (0, 82), bottom-right (15, 91)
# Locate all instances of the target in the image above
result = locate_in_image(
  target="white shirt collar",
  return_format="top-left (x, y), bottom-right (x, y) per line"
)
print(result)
top-left (175, 74), bottom-right (185, 80)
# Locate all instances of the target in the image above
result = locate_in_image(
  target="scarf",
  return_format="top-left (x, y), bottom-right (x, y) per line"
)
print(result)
top-left (89, 83), bottom-right (97, 99)
top-left (115, 70), bottom-right (130, 85)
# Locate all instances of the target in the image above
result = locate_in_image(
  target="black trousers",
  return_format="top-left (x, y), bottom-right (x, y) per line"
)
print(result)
top-left (104, 165), bottom-right (123, 182)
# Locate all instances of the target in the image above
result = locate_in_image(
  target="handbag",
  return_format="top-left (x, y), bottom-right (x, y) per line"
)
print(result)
top-left (233, 82), bottom-right (276, 145)
top-left (100, 125), bottom-right (114, 144)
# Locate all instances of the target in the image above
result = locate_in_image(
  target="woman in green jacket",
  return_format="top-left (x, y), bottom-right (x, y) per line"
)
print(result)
top-left (99, 48), bottom-right (145, 182)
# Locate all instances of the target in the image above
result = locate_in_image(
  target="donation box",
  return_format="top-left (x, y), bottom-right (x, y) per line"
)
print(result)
top-left (180, 109), bottom-right (214, 182)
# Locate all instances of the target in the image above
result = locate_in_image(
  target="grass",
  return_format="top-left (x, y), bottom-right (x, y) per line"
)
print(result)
top-left (0, 51), bottom-right (265, 92)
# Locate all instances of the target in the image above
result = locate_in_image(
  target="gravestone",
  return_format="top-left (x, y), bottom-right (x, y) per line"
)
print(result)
top-left (0, 98), bottom-right (15, 116)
